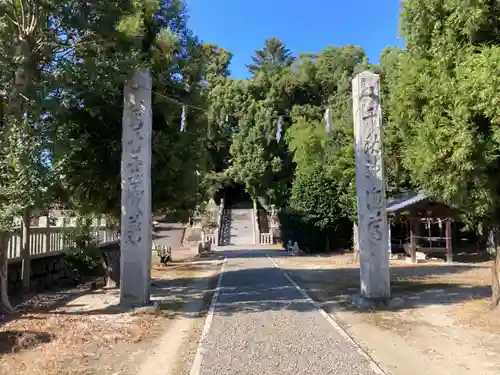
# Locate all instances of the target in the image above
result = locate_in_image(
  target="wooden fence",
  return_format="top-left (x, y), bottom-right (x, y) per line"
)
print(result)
top-left (6, 219), bottom-right (118, 262)
top-left (260, 233), bottom-right (273, 245)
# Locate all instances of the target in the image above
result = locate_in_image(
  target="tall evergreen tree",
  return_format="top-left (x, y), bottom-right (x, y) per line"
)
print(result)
top-left (247, 37), bottom-right (295, 76)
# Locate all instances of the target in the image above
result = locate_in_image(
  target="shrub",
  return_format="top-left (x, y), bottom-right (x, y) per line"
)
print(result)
top-left (62, 216), bottom-right (102, 278)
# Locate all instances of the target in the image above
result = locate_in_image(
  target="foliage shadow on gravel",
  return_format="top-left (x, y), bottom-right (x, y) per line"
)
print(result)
top-left (45, 253), bottom-right (490, 317)
top-left (0, 330), bottom-right (54, 354)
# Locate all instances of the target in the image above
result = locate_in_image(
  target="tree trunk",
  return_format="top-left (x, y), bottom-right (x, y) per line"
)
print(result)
top-left (21, 208), bottom-right (31, 293)
top-left (0, 233), bottom-right (14, 314)
top-left (493, 248), bottom-right (500, 309)
top-left (488, 226), bottom-right (500, 309)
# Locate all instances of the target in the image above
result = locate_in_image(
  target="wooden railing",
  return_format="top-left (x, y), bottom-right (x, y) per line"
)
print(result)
top-left (260, 233), bottom-right (273, 245)
top-left (6, 224), bottom-right (118, 262)
top-left (203, 230), bottom-right (218, 246)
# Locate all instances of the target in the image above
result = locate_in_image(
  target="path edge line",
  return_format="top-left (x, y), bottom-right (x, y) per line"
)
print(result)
top-left (267, 255), bottom-right (387, 375)
top-left (189, 257), bottom-right (227, 375)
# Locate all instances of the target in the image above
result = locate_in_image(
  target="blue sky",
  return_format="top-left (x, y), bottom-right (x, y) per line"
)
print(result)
top-left (186, 0), bottom-right (404, 78)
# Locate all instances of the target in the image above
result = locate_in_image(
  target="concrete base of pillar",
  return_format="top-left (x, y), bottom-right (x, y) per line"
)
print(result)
top-left (119, 296), bottom-right (153, 309)
top-left (348, 294), bottom-right (404, 311)
top-left (405, 257), bottom-right (428, 264)
top-left (128, 300), bottom-right (161, 314)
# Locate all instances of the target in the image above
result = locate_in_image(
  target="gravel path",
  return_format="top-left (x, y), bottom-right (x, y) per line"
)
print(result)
top-left (194, 251), bottom-right (382, 375)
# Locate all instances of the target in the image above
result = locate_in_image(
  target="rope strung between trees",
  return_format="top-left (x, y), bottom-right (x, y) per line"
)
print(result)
top-left (136, 67), bottom-right (354, 135)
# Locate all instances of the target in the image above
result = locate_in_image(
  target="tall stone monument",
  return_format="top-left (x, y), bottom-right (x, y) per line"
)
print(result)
top-left (120, 68), bottom-right (153, 306)
top-left (352, 71), bottom-right (391, 301)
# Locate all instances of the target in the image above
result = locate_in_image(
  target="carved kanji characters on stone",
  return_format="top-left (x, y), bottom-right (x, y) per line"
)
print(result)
top-left (352, 71), bottom-right (390, 300)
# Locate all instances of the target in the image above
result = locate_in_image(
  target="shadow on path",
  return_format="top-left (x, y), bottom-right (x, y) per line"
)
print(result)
top-left (46, 249), bottom-right (491, 318)
top-left (0, 330), bottom-right (54, 354)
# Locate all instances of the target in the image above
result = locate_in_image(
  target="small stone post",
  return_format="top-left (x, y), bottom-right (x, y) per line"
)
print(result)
top-left (352, 71), bottom-right (391, 301)
top-left (410, 217), bottom-right (417, 263)
top-left (119, 68), bottom-right (153, 306)
top-left (253, 200), bottom-right (260, 245)
top-left (43, 217), bottom-right (50, 254)
top-left (446, 219), bottom-right (453, 263)
top-left (269, 205), bottom-right (278, 244)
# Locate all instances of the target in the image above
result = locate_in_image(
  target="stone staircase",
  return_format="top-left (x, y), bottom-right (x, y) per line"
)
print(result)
top-left (226, 208), bottom-right (255, 246)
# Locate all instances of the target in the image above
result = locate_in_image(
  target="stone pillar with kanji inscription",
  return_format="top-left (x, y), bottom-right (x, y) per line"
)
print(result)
top-left (352, 71), bottom-right (391, 301)
top-left (119, 68), bottom-right (153, 306)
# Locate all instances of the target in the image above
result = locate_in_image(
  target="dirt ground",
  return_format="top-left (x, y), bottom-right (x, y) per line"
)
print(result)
top-left (274, 253), bottom-right (500, 375)
top-left (6, 247), bottom-right (498, 375)
top-left (0, 247), bottom-right (222, 375)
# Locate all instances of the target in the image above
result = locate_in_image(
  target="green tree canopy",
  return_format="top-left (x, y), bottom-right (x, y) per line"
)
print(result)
top-left (383, 0), bottom-right (500, 307)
